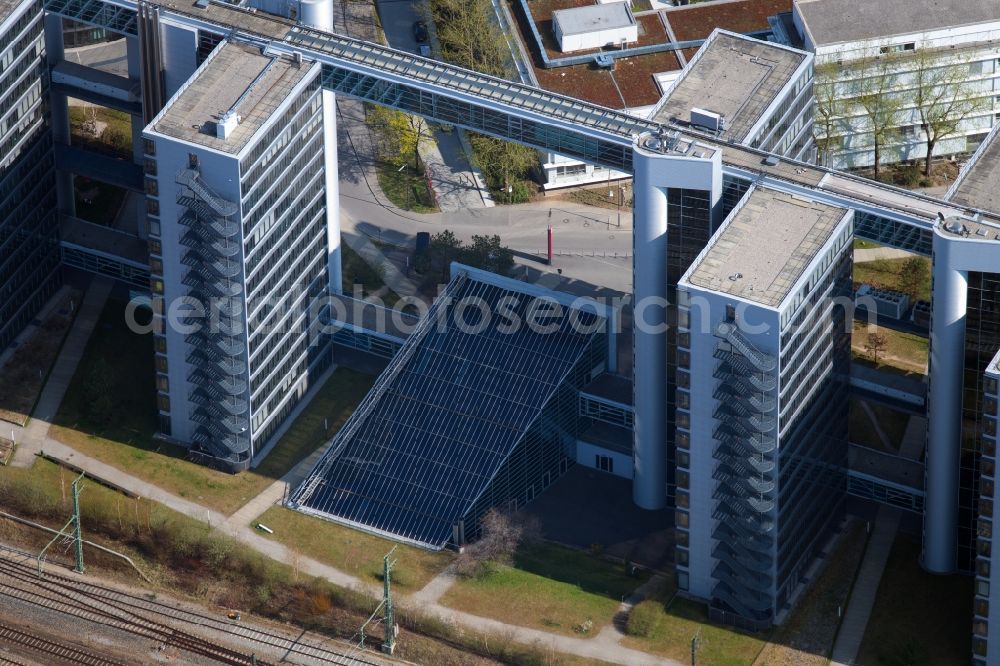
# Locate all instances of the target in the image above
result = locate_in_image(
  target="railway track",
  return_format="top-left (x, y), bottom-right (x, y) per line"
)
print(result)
top-left (0, 621), bottom-right (126, 665)
top-left (0, 547), bottom-right (383, 666)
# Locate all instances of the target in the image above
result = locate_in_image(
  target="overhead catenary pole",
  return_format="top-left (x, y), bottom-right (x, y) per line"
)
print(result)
top-left (382, 546), bottom-right (397, 654)
top-left (37, 472), bottom-right (86, 575)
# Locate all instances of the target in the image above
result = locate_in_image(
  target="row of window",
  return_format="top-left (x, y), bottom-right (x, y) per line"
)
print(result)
top-left (0, 1), bottom-right (41, 68)
top-left (973, 381), bottom-right (999, 661)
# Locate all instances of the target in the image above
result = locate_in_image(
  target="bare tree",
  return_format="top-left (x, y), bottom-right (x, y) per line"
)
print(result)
top-left (455, 509), bottom-right (541, 576)
top-left (864, 330), bottom-right (889, 366)
top-left (853, 48), bottom-right (905, 180)
top-left (813, 61), bottom-right (845, 167)
top-left (430, 0), bottom-right (511, 78)
top-left (912, 46), bottom-right (991, 177)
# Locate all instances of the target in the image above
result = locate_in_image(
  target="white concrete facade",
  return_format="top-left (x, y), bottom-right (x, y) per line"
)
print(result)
top-left (552, 3), bottom-right (637, 53)
top-left (794, 2), bottom-right (1000, 169)
top-left (631, 131), bottom-right (722, 510)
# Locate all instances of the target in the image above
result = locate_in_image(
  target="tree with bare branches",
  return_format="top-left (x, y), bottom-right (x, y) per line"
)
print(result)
top-left (865, 330), bottom-right (889, 366)
top-left (852, 48), bottom-right (905, 180)
top-left (912, 47), bottom-right (991, 177)
top-left (813, 61), bottom-right (845, 167)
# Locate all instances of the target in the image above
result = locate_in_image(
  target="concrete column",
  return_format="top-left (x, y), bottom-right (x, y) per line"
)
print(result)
top-left (923, 227), bottom-right (968, 573)
top-left (322, 88), bottom-right (341, 294)
top-left (44, 13), bottom-right (75, 217)
top-left (632, 146), bottom-right (669, 510)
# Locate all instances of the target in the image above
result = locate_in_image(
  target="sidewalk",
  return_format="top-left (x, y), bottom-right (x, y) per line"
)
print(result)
top-left (854, 247), bottom-right (916, 263)
top-left (829, 505), bottom-right (902, 666)
top-left (21, 433), bottom-right (677, 665)
top-left (11, 277), bottom-right (113, 468)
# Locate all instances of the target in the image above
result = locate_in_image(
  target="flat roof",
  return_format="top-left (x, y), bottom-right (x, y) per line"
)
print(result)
top-left (950, 129), bottom-right (1000, 217)
top-left (0, 0), bottom-right (25, 25)
top-left (652, 31), bottom-right (806, 142)
top-left (685, 187), bottom-right (848, 308)
top-left (552, 3), bottom-right (635, 36)
top-left (794, 0), bottom-right (1000, 46)
top-left (152, 41), bottom-right (311, 154)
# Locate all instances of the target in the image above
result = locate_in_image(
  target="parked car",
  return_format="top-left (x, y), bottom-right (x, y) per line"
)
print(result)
top-left (412, 20), bottom-right (428, 43)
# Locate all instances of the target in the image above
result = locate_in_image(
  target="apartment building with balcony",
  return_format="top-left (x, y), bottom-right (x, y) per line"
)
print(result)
top-left (674, 185), bottom-right (853, 628)
top-left (141, 41), bottom-right (338, 470)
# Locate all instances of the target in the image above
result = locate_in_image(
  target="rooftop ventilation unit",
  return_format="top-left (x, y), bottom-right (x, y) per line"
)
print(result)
top-left (216, 111), bottom-right (239, 139)
top-left (691, 107), bottom-right (724, 132)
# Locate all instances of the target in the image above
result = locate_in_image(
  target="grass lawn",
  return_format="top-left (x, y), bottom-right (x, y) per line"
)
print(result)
top-left (622, 587), bottom-right (769, 665)
top-left (849, 399), bottom-right (911, 452)
top-left (854, 256), bottom-right (931, 302)
top-left (68, 105), bottom-right (133, 159)
top-left (252, 506), bottom-right (452, 593)
top-left (753, 522), bottom-right (868, 666)
top-left (853, 238), bottom-right (880, 250)
top-left (857, 535), bottom-right (972, 666)
top-left (441, 541), bottom-right (648, 637)
top-left (50, 299), bottom-right (375, 515)
top-left (0, 289), bottom-right (79, 426)
top-left (376, 161), bottom-right (438, 213)
top-left (852, 321), bottom-right (928, 376)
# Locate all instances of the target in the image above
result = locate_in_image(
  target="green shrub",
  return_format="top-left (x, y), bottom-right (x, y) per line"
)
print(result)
top-left (626, 599), bottom-right (663, 637)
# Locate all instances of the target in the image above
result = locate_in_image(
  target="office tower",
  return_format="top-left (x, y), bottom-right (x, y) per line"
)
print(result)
top-left (0, 0), bottom-right (60, 350)
top-left (675, 185), bottom-right (853, 627)
top-left (141, 41), bottom-right (338, 469)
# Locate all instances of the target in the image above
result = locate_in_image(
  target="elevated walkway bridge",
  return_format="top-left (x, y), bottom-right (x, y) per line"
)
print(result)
top-left (43, 0), bottom-right (1000, 258)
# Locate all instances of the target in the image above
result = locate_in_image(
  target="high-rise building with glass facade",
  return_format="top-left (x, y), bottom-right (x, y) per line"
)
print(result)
top-left (975, 351), bottom-right (1000, 664)
top-left (0, 0), bottom-right (60, 351)
top-left (675, 186), bottom-right (853, 628)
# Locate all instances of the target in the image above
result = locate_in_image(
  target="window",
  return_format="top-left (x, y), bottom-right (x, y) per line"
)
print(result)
top-left (725, 304), bottom-right (736, 321)
top-left (143, 158), bottom-right (157, 176)
top-left (676, 491), bottom-right (689, 508)
top-left (675, 548), bottom-right (689, 566)
top-left (151, 279), bottom-right (164, 294)
top-left (142, 138), bottom-right (155, 156)
top-left (149, 258), bottom-right (163, 275)
top-left (677, 451), bottom-right (690, 468)
top-left (156, 375), bottom-right (169, 392)
top-left (677, 390), bottom-right (690, 410)
top-left (678, 331), bottom-right (690, 348)
top-left (595, 455), bottom-right (614, 473)
top-left (675, 510), bottom-right (689, 528)
top-left (676, 470), bottom-right (689, 489)
top-left (148, 239), bottom-right (161, 256)
top-left (146, 199), bottom-right (159, 215)
top-left (154, 336), bottom-right (166, 354)
top-left (155, 356), bottom-right (167, 373)
top-left (677, 570), bottom-right (689, 591)
top-left (977, 580), bottom-right (990, 597)
top-left (144, 177), bottom-right (158, 196)
top-left (157, 394), bottom-right (170, 412)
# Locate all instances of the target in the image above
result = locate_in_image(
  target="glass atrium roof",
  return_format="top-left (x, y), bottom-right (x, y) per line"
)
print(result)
top-left (291, 270), bottom-right (605, 549)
